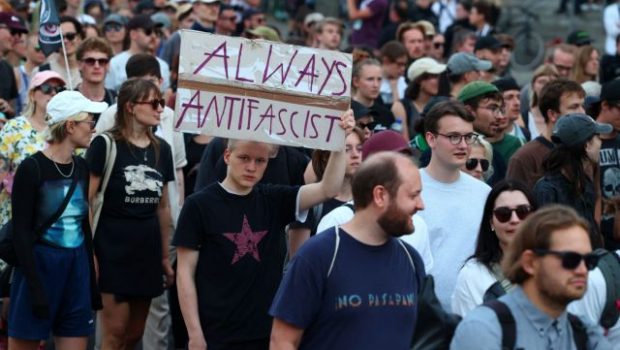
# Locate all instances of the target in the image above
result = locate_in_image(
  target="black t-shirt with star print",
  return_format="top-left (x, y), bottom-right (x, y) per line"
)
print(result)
top-left (173, 182), bottom-right (300, 343)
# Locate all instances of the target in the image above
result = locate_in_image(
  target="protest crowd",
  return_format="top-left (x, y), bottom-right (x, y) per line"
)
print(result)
top-left (1, 0), bottom-right (620, 348)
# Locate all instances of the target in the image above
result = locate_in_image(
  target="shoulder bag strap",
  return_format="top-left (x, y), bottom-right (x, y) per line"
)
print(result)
top-left (567, 313), bottom-right (588, 350)
top-left (100, 133), bottom-right (116, 194)
top-left (327, 226), bottom-right (341, 278)
top-left (34, 156), bottom-right (79, 238)
top-left (592, 249), bottom-right (620, 329)
top-left (484, 300), bottom-right (517, 350)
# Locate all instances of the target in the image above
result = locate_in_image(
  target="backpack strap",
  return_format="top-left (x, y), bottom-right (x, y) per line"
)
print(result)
top-left (567, 313), bottom-right (588, 350)
top-left (327, 226), bottom-right (341, 278)
top-left (593, 249), bottom-right (620, 330)
top-left (344, 203), bottom-right (355, 212)
top-left (484, 300), bottom-right (517, 350)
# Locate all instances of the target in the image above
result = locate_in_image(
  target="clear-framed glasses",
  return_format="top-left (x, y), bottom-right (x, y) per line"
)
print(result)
top-left (435, 133), bottom-right (478, 145)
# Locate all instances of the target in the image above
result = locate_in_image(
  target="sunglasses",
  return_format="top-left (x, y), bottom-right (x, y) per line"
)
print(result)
top-left (82, 57), bottom-right (110, 66)
top-left (134, 98), bottom-right (165, 109)
top-left (493, 205), bottom-right (531, 223)
top-left (433, 42), bottom-right (444, 49)
top-left (356, 121), bottom-right (375, 130)
top-left (38, 83), bottom-right (66, 95)
top-left (76, 120), bottom-right (96, 130)
top-left (141, 28), bottom-right (155, 36)
top-left (63, 32), bottom-right (78, 42)
top-left (104, 23), bottom-right (124, 32)
top-left (534, 249), bottom-right (600, 271)
top-left (465, 158), bottom-right (490, 171)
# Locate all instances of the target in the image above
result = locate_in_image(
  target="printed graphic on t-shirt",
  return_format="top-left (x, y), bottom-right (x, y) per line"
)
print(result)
top-left (600, 147), bottom-right (620, 219)
top-left (223, 214), bottom-right (268, 264)
top-left (334, 292), bottom-right (415, 311)
top-left (123, 164), bottom-right (163, 203)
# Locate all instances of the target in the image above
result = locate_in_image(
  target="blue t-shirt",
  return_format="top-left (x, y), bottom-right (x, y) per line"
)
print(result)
top-left (270, 226), bottom-right (422, 349)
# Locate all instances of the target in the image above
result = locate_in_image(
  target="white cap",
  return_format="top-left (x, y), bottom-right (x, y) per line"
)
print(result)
top-left (407, 57), bottom-right (446, 82)
top-left (47, 91), bottom-right (109, 125)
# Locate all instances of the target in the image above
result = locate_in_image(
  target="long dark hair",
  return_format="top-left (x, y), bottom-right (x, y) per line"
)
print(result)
top-left (543, 138), bottom-right (592, 196)
top-left (470, 179), bottom-right (537, 270)
top-left (111, 78), bottom-right (162, 163)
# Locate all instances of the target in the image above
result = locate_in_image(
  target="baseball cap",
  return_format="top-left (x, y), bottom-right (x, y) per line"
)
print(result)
top-left (176, 3), bottom-right (193, 20)
top-left (247, 26), bottom-right (280, 42)
top-left (600, 80), bottom-right (620, 102)
top-left (47, 91), bottom-right (108, 125)
top-left (447, 53), bottom-right (492, 75)
top-left (0, 12), bottom-right (28, 33)
top-left (362, 130), bottom-right (412, 160)
top-left (567, 30), bottom-right (593, 46)
top-left (351, 100), bottom-right (378, 121)
top-left (475, 35), bottom-right (502, 51)
top-left (492, 77), bottom-right (520, 92)
top-left (104, 14), bottom-right (127, 26)
top-left (552, 113), bottom-right (612, 147)
top-left (457, 81), bottom-right (499, 103)
top-left (151, 12), bottom-right (171, 29)
top-left (407, 57), bottom-right (446, 82)
top-left (193, 0), bottom-right (221, 3)
top-left (127, 14), bottom-right (162, 31)
top-left (30, 71), bottom-right (66, 91)
top-left (304, 12), bottom-right (324, 27)
top-left (415, 20), bottom-right (435, 37)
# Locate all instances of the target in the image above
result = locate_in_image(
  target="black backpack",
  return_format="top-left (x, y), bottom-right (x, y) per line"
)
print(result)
top-left (485, 300), bottom-right (588, 350)
top-left (593, 249), bottom-right (620, 332)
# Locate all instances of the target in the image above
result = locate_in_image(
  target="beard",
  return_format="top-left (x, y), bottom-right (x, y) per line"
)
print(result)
top-left (377, 200), bottom-right (414, 238)
top-left (535, 266), bottom-right (586, 308)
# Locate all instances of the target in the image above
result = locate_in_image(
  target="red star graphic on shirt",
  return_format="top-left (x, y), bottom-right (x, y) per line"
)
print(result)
top-left (223, 215), bottom-right (268, 265)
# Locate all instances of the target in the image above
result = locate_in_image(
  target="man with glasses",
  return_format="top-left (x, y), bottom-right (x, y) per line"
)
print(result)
top-left (105, 14), bottom-right (170, 93)
top-left (103, 14), bottom-right (127, 56)
top-left (192, 0), bottom-right (220, 32)
top-left (452, 205), bottom-right (611, 350)
top-left (508, 79), bottom-right (585, 190)
top-left (76, 37), bottom-right (116, 124)
top-left (459, 80), bottom-right (521, 184)
top-left (419, 100), bottom-right (491, 310)
top-left (216, 4), bottom-right (237, 36)
top-left (0, 11), bottom-right (27, 122)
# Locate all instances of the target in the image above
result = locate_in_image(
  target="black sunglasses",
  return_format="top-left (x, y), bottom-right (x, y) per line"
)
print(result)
top-left (63, 32), bottom-right (78, 41)
top-left (465, 158), bottom-right (490, 171)
top-left (433, 42), bottom-right (444, 49)
top-left (134, 98), bottom-right (165, 109)
top-left (534, 249), bottom-right (600, 271)
top-left (104, 23), bottom-right (124, 32)
top-left (493, 205), bottom-right (531, 223)
top-left (38, 83), bottom-right (66, 95)
top-left (356, 121), bottom-right (375, 130)
top-left (141, 28), bottom-right (154, 36)
top-left (82, 57), bottom-right (110, 66)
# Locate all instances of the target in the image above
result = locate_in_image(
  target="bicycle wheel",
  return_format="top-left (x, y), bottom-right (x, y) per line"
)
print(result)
top-left (511, 31), bottom-right (545, 71)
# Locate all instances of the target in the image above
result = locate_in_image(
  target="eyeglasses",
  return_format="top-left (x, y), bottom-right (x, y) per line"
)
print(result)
top-left (134, 98), bottom-right (165, 109)
top-left (63, 32), bottom-right (78, 42)
top-left (356, 121), bottom-right (375, 130)
top-left (221, 15), bottom-right (237, 22)
top-left (433, 42), bottom-right (444, 49)
top-left (478, 105), bottom-right (505, 115)
top-left (465, 158), bottom-right (490, 171)
top-left (493, 205), bottom-right (531, 223)
top-left (37, 83), bottom-right (66, 95)
top-left (554, 64), bottom-right (572, 73)
top-left (533, 249), bottom-right (600, 271)
top-left (104, 23), bottom-right (124, 32)
top-left (141, 28), bottom-right (155, 36)
top-left (33, 46), bottom-right (42, 52)
top-left (81, 57), bottom-right (110, 66)
top-left (435, 133), bottom-right (478, 145)
top-left (76, 120), bottom-right (96, 130)
top-left (255, 16), bottom-right (266, 24)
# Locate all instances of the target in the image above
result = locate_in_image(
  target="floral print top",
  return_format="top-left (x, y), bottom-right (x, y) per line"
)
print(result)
top-left (0, 116), bottom-right (47, 225)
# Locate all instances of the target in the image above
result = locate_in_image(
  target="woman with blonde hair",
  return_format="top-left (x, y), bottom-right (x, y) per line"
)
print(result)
top-left (461, 136), bottom-right (494, 182)
top-left (8, 90), bottom-right (106, 349)
top-left (571, 45), bottom-right (600, 84)
top-left (527, 64), bottom-right (559, 139)
top-left (0, 71), bottom-right (66, 226)
top-left (86, 78), bottom-right (175, 350)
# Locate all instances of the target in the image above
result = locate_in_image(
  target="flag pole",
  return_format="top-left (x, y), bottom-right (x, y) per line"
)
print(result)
top-left (58, 27), bottom-right (73, 90)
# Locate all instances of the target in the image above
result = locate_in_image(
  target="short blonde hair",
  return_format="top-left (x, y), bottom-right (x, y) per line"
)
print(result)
top-left (46, 112), bottom-right (90, 143)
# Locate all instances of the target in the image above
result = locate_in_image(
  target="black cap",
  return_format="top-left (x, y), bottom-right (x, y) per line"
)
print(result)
top-left (492, 77), bottom-right (520, 92)
top-left (601, 80), bottom-right (620, 102)
top-left (566, 30), bottom-right (593, 46)
top-left (475, 35), bottom-right (502, 51)
top-left (351, 100), bottom-right (377, 120)
top-left (127, 13), bottom-right (162, 31)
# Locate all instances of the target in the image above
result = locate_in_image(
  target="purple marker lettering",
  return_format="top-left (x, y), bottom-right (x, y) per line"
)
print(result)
top-left (262, 45), bottom-right (299, 84)
top-left (332, 61), bottom-right (348, 96)
top-left (254, 104), bottom-right (275, 134)
top-left (323, 114), bottom-right (340, 142)
top-left (208, 95), bottom-right (226, 127)
top-left (223, 96), bottom-right (241, 129)
top-left (234, 44), bottom-right (254, 82)
top-left (289, 111), bottom-right (299, 138)
top-left (317, 57), bottom-right (337, 96)
top-left (176, 90), bottom-right (203, 129)
top-left (193, 41), bottom-right (230, 79)
top-left (237, 98), bottom-right (246, 129)
top-left (309, 114), bottom-right (320, 139)
top-left (276, 108), bottom-right (287, 135)
top-left (246, 98), bottom-right (259, 130)
top-left (294, 55), bottom-right (318, 91)
top-left (303, 110), bottom-right (311, 137)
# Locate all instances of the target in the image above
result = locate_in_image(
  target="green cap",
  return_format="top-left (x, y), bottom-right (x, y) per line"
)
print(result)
top-left (457, 81), bottom-right (499, 103)
top-left (247, 26), bottom-right (281, 42)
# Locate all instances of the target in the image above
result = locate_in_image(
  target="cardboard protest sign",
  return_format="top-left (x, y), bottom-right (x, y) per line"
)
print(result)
top-left (174, 30), bottom-right (353, 151)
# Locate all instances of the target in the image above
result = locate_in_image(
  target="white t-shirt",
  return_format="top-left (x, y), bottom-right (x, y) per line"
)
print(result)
top-left (568, 250), bottom-right (620, 348)
top-left (418, 168), bottom-right (490, 311)
top-left (316, 202), bottom-right (434, 272)
top-left (105, 51), bottom-right (170, 92)
top-left (379, 76), bottom-right (407, 105)
top-left (94, 104), bottom-right (187, 225)
top-left (451, 259), bottom-right (498, 317)
top-left (604, 3), bottom-right (620, 55)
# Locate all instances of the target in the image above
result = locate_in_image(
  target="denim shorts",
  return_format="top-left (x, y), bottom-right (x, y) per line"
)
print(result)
top-left (8, 243), bottom-right (94, 340)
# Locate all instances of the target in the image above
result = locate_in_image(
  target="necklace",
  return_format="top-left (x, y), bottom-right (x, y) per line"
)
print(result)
top-left (53, 157), bottom-right (74, 178)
